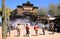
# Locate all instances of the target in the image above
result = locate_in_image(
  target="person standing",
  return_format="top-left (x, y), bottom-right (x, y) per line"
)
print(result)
top-left (16, 24), bottom-right (21, 36)
top-left (42, 23), bottom-right (45, 35)
top-left (34, 24), bottom-right (39, 36)
top-left (26, 24), bottom-right (30, 37)
top-left (51, 22), bottom-right (54, 34)
top-left (7, 25), bottom-right (11, 36)
top-left (6, 22), bottom-right (11, 36)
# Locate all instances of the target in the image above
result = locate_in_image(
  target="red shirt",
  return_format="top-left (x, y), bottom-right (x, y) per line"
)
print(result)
top-left (34, 25), bottom-right (38, 30)
top-left (26, 26), bottom-right (29, 30)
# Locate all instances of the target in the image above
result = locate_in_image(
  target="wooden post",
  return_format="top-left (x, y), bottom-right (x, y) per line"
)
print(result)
top-left (2, 0), bottom-right (7, 39)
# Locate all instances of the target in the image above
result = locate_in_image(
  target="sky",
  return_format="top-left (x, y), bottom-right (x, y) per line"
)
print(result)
top-left (0, 0), bottom-right (60, 9)
top-left (0, 0), bottom-right (60, 22)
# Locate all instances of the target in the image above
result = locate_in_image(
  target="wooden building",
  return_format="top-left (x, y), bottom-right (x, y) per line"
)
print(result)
top-left (10, 1), bottom-right (38, 22)
top-left (54, 15), bottom-right (60, 32)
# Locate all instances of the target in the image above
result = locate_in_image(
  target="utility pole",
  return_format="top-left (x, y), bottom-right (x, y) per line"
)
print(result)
top-left (2, 0), bottom-right (7, 39)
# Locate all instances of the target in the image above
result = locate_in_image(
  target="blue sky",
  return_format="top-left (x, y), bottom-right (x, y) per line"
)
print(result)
top-left (0, 0), bottom-right (60, 9)
top-left (0, 0), bottom-right (60, 22)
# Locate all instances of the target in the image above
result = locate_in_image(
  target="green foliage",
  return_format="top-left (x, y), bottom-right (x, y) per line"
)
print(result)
top-left (48, 4), bottom-right (58, 16)
top-left (38, 7), bottom-right (47, 16)
top-left (57, 3), bottom-right (60, 15)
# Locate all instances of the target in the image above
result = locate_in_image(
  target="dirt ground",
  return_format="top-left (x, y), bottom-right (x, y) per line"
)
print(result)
top-left (0, 26), bottom-right (60, 39)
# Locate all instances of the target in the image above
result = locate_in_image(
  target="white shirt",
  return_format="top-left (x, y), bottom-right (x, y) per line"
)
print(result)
top-left (42, 24), bottom-right (45, 28)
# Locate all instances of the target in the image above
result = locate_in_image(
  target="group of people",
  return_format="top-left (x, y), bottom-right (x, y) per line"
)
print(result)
top-left (16, 24), bottom-right (39, 37)
top-left (6, 22), bottom-right (54, 37)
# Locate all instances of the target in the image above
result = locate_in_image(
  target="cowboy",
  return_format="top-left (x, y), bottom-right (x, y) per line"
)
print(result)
top-left (16, 24), bottom-right (21, 36)
top-left (26, 24), bottom-right (30, 37)
top-left (42, 22), bottom-right (45, 35)
top-left (34, 24), bottom-right (39, 36)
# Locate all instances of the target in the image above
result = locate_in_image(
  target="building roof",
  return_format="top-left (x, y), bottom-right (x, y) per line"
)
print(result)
top-left (23, 1), bottom-right (33, 6)
top-left (17, 5), bottom-right (23, 8)
top-left (33, 7), bottom-right (38, 9)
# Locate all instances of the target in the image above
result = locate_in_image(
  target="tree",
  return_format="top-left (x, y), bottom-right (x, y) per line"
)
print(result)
top-left (0, 7), bottom-right (12, 16)
top-left (38, 7), bottom-right (47, 16)
top-left (0, 8), bottom-right (2, 11)
top-left (6, 8), bottom-right (12, 16)
top-left (48, 4), bottom-right (58, 16)
top-left (57, 3), bottom-right (60, 15)
top-left (0, 8), bottom-right (2, 16)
